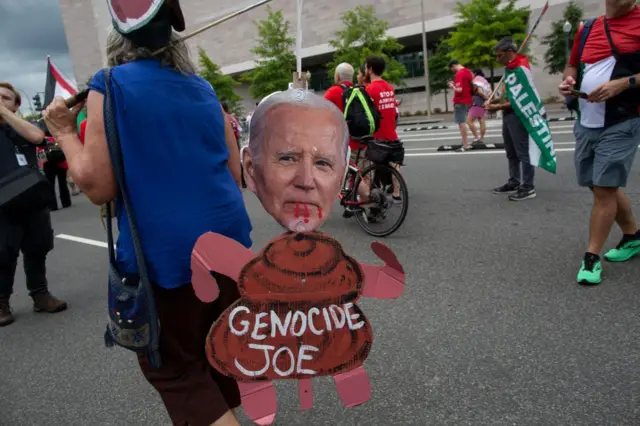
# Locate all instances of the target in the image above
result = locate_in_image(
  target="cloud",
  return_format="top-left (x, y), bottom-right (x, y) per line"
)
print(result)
top-left (0, 0), bottom-right (74, 113)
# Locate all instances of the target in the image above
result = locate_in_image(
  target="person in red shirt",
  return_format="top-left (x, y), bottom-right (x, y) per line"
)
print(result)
top-left (448, 60), bottom-right (474, 152)
top-left (324, 63), bottom-right (362, 159)
top-left (364, 55), bottom-right (403, 201)
top-left (559, 0), bottom-right (640, 285)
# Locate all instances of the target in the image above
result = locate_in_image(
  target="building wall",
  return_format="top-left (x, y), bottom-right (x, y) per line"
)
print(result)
top-left (59, 0), bottom-right (604, 113)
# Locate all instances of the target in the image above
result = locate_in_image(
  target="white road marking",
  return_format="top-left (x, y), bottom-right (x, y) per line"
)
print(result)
top-left (401, 130), bottom-right (575, 142)
top-left (404, 141), bottom-right (577, 152)
top-left (405, 148), bottom-right (578, 157)
top-left (56, 234), bottom-right (109, 248)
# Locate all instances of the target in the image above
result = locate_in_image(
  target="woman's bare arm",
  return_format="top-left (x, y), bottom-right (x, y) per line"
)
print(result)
top-left (65, 90), bottom-right (117, 205)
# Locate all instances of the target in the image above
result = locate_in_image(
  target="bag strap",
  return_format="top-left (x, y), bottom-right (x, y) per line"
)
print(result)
top-left (102, 68), bottom-right (151, 284)
top-left (602, 17), bottom-right (621, 60)
top-left (577, 18), bottom-right (596, 62)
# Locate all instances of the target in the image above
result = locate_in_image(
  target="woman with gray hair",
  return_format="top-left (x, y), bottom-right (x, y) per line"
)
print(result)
top-left (42, 1), bottom-right (251, 425)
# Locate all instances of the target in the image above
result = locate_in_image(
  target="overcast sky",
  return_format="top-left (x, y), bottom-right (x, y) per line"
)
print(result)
top-left (0, 0), bottom-right (74, 114)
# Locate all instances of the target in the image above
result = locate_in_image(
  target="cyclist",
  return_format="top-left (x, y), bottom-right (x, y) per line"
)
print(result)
top-left (363, 55), bottom-right (404, 203)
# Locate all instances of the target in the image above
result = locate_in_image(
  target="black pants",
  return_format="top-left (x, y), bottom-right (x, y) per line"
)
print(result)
top-left (503, 111), bottom-right (535, 191)
top-left (0, 208), bottom-right (54, 300)
top-left (43, 162), bottom-right (70, 210)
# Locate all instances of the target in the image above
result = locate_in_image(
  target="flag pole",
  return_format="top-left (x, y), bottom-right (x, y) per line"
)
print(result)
top-left (487, 0), bottom-right (550, 102)
top-left (43, 0), bottom-right (275, 116)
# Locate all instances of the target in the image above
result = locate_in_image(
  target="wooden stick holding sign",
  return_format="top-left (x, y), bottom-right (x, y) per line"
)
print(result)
top-left (486, 0), bottom-right (550, 102)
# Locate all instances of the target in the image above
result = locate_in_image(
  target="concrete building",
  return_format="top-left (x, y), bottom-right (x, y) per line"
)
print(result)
top-left (58, 0), bottom-right (604, 113)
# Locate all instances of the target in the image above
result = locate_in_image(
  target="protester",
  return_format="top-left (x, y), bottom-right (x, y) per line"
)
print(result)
top-left (324, 63), bottom-right (363, 165)
top-left (357, 64), bottom-right (369, 86)
top-left (42, 136), bottom-right (71, 210)
top-left (364, 55), bottom-right (403, 202)
top-left (448, 60), bottom-right (474, 152)
top-left (0, 82), bottom-right (67, 327)
top-left (221, 101), bottom-right (241, 149)
top-left (559, 0), bottom-right (640, 285)
top-left (486, 39), bottom-right (537, 201)
top-left (324, 62), bottom-right (375, 216)
top-left (42, 1), bottom-right (252, 424)
top-left (469, 69), bottom-right (491, 144)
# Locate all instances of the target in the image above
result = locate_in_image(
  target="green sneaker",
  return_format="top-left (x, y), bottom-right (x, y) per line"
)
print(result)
top-left (604, 237), bottom-right (640, 262)
top-left (577, 254), bottom-right (603, 285)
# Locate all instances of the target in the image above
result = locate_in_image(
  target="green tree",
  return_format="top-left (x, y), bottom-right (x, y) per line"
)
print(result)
top-left (198, 48), bottom-right (244, 115)
top-left (241, 6), bottom-right (296, 100)
top-left (540, 1), bottom-right (584, 75)
top-left (22, 112), bottom-right (41, 122)
top-left (447, 0), bottom-right (530, 85)
top-left (327, 5), bottom-right (407, 85)
top-left (428, 39), bottom-right (455, 112)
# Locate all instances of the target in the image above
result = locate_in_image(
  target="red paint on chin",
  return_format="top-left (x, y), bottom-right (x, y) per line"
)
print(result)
top-left (318, 207), bottom-right (323, 219)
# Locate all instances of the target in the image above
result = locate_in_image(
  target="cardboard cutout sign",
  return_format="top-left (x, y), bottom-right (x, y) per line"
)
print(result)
top-left (206, 232), bottom-right (372, 381)
top-left (191, 90), bottom-right (406, 425)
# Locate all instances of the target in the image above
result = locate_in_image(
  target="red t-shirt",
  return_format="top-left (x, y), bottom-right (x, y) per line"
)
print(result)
top-left (365, 79), bottom-right (399, 141)
top-left (324, 82), bottom-right (363, 150)
top-left (453, 67), bottom-right (474, 105)
top-left (569, 7), bottom-right (640, 66)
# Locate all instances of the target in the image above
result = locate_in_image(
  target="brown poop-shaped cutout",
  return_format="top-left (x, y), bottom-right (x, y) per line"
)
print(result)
top-left (206, 232), bottom-right (373, 381)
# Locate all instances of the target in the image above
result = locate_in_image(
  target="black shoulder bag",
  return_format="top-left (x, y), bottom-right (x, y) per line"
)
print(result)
top-left (101, 68), bottom-right (162, 369)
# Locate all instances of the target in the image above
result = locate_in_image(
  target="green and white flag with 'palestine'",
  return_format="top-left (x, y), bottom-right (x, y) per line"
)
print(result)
top-left (503, 54), bottom-right (556, 174)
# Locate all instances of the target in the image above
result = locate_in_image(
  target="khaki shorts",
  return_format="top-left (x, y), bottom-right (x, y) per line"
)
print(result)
top-left (350, 148), bottom-right (371, 171)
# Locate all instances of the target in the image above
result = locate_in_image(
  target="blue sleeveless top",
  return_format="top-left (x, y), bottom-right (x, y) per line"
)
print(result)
top-left (89, 59), bottom-right (252, 289)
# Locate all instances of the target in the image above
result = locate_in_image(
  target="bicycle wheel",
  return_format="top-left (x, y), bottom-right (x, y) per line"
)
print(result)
top-left (352, 163), bottom-right (409, 237)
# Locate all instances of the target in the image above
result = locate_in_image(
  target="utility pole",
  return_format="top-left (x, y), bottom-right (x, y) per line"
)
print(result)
top-left (421, 0), bottom-right (432, 118)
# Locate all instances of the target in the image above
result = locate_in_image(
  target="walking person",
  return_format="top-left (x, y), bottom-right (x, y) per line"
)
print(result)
top-left (486, 39), bottom-right (537, 201)
top-left (559, 0), bottom-right (640, 284)
top-left (448, 60), bottom-right (474, 152)
top-left (0, 82), bottom-right (67, 327)
top-left (43, 1), bottom-right (251, 425)
top-left (469, 69), bottom-right (491, 144)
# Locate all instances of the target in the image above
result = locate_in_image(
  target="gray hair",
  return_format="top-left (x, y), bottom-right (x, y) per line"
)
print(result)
top-left (248, 89), bottom-right (349, 164)
top-left (336, 63), bottom-right (354, 82)
top-left (495, 37), bottom-right (517, 52)
top-left (105, 29), bottom-right (196, 75)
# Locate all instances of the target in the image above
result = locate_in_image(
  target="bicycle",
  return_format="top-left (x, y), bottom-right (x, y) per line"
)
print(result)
top-left (339, 137), bottom-right (409, 237)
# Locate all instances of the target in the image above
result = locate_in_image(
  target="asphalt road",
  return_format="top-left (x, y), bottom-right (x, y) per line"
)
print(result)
top-left (1, 119), bottom-right (639, 426)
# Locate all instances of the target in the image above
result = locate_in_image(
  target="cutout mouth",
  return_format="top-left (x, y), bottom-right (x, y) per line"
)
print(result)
top-left (284, 202), bottom-right (324, 223)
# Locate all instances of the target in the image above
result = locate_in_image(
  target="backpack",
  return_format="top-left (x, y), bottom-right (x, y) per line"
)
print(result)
top-left (566, 18), bottom-right (596, 112)
top-left (341, 84), bottom-right (381, 138)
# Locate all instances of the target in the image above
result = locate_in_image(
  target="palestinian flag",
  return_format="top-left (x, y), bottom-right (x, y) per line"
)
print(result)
top-left (43, 56), bottom-right (78, 109)
top-left (504, 54), bottom-right (556, 174)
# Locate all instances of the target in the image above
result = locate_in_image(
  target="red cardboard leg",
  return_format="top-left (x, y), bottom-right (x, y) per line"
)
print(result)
top-left (332, 366), bottom-right (371, 407)
top-left (298, 378), bottom-right (313, 410)
top-left (238, 381), bottom-right (277, 425)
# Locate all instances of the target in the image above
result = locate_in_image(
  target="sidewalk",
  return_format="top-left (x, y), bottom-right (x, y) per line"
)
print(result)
top-left (399, 104), bottom-right (576, 127)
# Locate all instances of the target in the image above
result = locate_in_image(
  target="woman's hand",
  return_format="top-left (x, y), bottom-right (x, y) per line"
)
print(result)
top-left (43, 97), bottom-right (83, 139)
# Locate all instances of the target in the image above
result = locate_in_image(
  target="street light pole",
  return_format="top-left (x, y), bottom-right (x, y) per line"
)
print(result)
top-left (563, 20), bottom-right (573, 65)
top-left (421, 0), bottom-right (431, 118)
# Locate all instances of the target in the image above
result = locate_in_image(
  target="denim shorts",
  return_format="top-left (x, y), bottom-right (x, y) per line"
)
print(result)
top-left (454, 104), bottom-right (470, 124)
top-left (574, 118), bottom-right (640, 188)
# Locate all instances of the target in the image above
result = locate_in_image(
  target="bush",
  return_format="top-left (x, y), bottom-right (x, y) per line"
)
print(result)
top-left (433, 107), bottom-right (443, 114)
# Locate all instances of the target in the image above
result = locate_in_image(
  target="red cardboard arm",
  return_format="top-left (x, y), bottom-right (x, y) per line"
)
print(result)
top-left (191, 232), bottom-right (254, 303)
top-left (238, 381), bottom-right (278, 425)
top-left (360, 242), bottom-right (405, 300)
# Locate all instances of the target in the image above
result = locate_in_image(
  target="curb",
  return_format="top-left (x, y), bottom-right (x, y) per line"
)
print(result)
top-left (398, 119), bottom-right (444, 126)
top-left (403, 125), bottom-right (449, 132)
top-left (547, 116), bottom-right (576, 122)
top-left (437, 143), bottom-right (505, 152)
